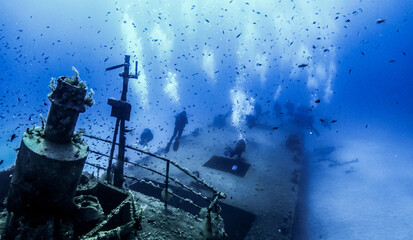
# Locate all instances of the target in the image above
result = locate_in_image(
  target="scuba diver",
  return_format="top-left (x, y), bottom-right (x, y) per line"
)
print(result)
top-left (210, 110), bottom-right (232, 128)
top-left (245, 114), bottom-right (258, 129)
top-left (139, 128), bottom-right (153, 146)
top-left (293, 106), bottom-right (320, 136)
top-left (165, 111), bottom-right (188, 153)
top-left (224, 139), bottom-right (246, 161)
top-left (245, 103), bottom-right (263, 129)
top-left (285, 101), bottom-right (295, 117)
top-left (273, 102), bottom-right (283, 118)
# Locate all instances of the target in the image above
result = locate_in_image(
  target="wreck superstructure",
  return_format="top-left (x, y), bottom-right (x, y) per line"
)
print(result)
top-left (0, 62), bottom-right (227, 240)
top-left (3, 68), bottom-right (94, 239)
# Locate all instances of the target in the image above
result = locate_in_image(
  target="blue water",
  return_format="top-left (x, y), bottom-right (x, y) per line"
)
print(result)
top-left (1, 0), bottom-right (412, 239)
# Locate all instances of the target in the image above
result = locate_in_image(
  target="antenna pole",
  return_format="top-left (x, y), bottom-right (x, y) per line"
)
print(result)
top-left (106, 55), bottom-right (138, 188)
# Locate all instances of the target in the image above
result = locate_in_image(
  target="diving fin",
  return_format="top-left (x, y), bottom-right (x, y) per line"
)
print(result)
top-left (173, 140), bottom-right (180, 151)
top-left (165, 142), bottom-right (171, 153)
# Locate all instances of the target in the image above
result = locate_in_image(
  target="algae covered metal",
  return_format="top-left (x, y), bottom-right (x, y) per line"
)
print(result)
top-left (2, 68), bottom-right (96, 239)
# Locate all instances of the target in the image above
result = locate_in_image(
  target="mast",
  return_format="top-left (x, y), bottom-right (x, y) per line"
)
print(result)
top-left (106, 55), bottom-right (138, 188)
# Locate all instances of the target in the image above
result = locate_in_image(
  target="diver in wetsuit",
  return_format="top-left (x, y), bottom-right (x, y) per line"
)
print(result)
top-left (139, 128), bottom-right (153, 146)
top-left (293, 106), bottom-right (320, 136)
top-left (225, 139), bottom-right (246, 160)
top-left (165, 111), bottom-right (188, 153)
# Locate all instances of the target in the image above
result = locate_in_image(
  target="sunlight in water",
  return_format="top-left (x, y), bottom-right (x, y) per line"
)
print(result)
top-left (121, 9), bottom-right (149, 109)
top-left (230, 79), bottom-right (255, 128)
top-left (0, 0), bottom-right (412, 239)
top-left (202, 47), bottom-right (216, 84)
top-left (164, 71), bottom-right (180, 103)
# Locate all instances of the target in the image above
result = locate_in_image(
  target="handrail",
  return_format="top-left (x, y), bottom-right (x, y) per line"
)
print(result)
top-left (85, 161), bottom-right (105, 171)
top-left (89, 150), bottom-right (165, 177)
top-left (84, 134), bottom-right (225, 197)
top-left (124, 174), bottom-right (203, 210)
top-left (83, 134), bottom-right (226, 213)
top-left (164, 159), bottom-right (170, 210)
top-left (89, 150), bottom-right (212, 205)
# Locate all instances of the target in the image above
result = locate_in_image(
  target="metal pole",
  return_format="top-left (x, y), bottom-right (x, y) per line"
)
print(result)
top-left (107, 118), bottom-right (120, 180)
top-left (114, 118), bottom-right (126, 187)
top-left (113, 55), bottom-right (130, 188)
top-left (121, 55), bottom-right (130, 101)
top-left (164, 160), bottom-right (170, 210)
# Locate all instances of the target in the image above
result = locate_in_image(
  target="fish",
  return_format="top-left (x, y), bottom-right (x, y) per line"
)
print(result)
top-left (376, 18), bottom-right (386, 24)
top-left (273, 126), bottom-right (279, 130)
top-left (331, 120), bottom-right (337, 123)
top-left (320, 119), bottom-right (325, 122)
top-left (298, 64), bottom-right (308, 68)
top-left (315, 99), bottom-right (321, 103)
top-left (10, 134), bottom-right (16, 142)
top-left (236, 33), bottom-right (242, 38)
top-left (0, 160), bottom-right (3, 165)
top-left (124, 128), bottom-right (134, 133)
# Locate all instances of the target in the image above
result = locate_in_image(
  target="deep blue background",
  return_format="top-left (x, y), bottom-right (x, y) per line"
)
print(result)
top-left (0, 1), bottom-right (412, 238)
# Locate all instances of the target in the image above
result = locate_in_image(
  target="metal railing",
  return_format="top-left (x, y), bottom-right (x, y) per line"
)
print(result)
top-left (82, 134), bottom-right (226, 214)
